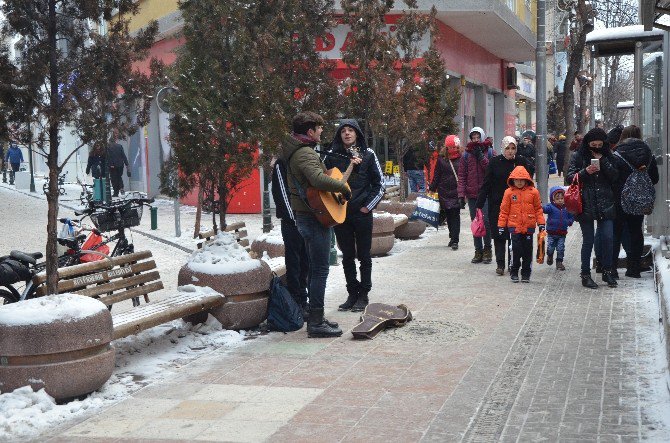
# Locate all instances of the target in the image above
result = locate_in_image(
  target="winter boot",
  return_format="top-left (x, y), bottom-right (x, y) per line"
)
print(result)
top-left (351, 293), bottom-right (369, 312)
top-left (338, 290), bottom-right (358, 311)
top-left (447, 239), bottom-right (455, 247)
top-left (556, 261), bottom-right (565, 271)
top-left (602, 270), bottom-right (618, 288)
top-left (301, 301), bottom-right (310, 319)
top-left (546, 254), bottom-right (554, 266)
top-left (625, 259), bottom-right (641, 278)
top-left (307, 308), bottom-right (343, 338)
top-left (495, 267), bottom-right (505, 276)
top-left (581, 273), bottom-right (598, 289)
top-left (451, 242), bottom-right (459, 251)
top-left (611, 268), bottom-right (620, 279)
top-left (482, 248), bottom-right (493, 264)
top-left (471, 249), bottom-right (483, 264)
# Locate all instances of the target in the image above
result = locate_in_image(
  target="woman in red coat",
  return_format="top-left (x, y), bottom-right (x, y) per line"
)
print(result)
top-left (429, 135), bottom-right (462, 250)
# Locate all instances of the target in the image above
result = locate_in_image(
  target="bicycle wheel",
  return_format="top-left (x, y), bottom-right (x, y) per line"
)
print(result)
top-left (0, 289), bottom-right (19, 305)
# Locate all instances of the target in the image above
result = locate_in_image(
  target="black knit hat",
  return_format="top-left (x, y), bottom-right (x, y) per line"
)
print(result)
top-left (583, 127), bottom-right (608, 146)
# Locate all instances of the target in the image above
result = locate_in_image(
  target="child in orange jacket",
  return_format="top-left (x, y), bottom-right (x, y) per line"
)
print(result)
top-left (498, 165), bottom-right (546, 283)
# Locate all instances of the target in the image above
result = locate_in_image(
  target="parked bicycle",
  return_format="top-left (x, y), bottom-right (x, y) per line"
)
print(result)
top-left (43, 171), bottom-right (68, 195)
top-left (0, 251), bottom-right (43, 304)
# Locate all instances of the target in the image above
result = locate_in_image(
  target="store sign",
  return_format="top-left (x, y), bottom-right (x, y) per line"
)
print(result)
top-left (385, 161), bottom-right (394, 175)
top-left (315, 22), bottom-right (430, 60)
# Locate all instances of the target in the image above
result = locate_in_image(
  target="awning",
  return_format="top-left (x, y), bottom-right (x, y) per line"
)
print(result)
top-left (586, 25), bottom-right (664, 56)
top-left (641, 0), bottom-right (670, 32)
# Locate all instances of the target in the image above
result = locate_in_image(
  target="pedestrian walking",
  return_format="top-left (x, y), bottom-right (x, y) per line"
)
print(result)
top-left (85, 144), bottom-right (107, 180)
top-left (282, 111), bottom-right (358, 338)
top-left (497, 166), bottom-right (545, 283)
top-left (517, 130), bottom-right (537, 169)
top-left (569, 131), bottom-right (582, 152)
top-left (567, 127), bottom-right (619, 289)
top-left (607, 125), bottom-right (624, 151)
top-left (554, 135), bottom-right (567, 177)
top-left (612, 127), bottom-right (659, 278)
top-left (325, 119), bottom-right (385, 313)
top-left (107, 141), bottom-right (130, 197)
top-left (476, 136), bottom-right (534, 275)
top-left (5, 142), bottom-right (23, 185)
top-left (458, 127), bottom-right (493, 264)
top-left (542, 186), bottom-right (574, 270)
top-left (429, 135), bottom-right (461, 250)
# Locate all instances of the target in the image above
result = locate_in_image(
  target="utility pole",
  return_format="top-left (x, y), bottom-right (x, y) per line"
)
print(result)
top-left (535, 0), bottom-right (548, 203)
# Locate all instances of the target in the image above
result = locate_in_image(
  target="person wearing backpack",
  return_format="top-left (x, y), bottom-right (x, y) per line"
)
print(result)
top-left (612, 130), bottom-right (659, 278)
top-left (567, 127), bottom-right (619, 289)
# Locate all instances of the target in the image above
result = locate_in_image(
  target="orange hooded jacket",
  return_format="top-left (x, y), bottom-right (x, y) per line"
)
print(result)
top-left (498, 166), bottom-right (545, 234)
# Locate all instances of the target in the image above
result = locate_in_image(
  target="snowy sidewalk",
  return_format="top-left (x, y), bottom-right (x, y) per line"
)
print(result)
top-left (44, 215), bottom-right (670, 442)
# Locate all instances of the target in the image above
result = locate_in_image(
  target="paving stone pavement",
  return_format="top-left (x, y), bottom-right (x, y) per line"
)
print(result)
top-left (48, 214), bottom-right (670, 442)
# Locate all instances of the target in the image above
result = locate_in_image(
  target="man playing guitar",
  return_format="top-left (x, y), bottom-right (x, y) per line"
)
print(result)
top-left (282, 112), bottom-right (361, 338)
top-left (325, 119), bottom-right (385, 313)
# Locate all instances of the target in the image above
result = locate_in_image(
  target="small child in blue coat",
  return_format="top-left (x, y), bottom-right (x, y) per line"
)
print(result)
top-left (543, 186), bottom-right (574, 270)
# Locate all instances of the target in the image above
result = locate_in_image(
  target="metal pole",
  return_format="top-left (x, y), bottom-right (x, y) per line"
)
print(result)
top-left (174, 197), bottom-right (181, 237)
top-left (589, 55), bottom-right (596, 129)
top-left (28, 119), bottom-right (36, 193)
top-left (633, 41), bottom-right (643, 128)
top-left (535, 0), bottom-right (548, 203)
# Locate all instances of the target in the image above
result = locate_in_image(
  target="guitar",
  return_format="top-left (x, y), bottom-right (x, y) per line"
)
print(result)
top-left (306, 152), bottom-right (358, 228)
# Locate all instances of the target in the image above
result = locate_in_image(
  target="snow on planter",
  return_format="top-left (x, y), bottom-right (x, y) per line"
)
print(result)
top-left (0, 294), bottom-right (115, 402)
top-left (250, 225), bottom-right (285, 258)
top-left (178, 232), bottom-right (272, 330)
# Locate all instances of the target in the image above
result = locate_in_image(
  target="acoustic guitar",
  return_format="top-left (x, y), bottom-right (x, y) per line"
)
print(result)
top-left (306, 157), bottom-right (356, 228)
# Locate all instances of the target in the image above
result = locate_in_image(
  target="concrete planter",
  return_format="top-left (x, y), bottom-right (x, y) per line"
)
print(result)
top-left (0, 294), bottom-right (114, 401)
top-left (376, 200), bottom-right (426, 240)
top-left (371, 212), bottom-right (396, 256)
top-left (178, 260), bottom-right (272, 330)
top-left (250, 238), bottom-right (285, 258)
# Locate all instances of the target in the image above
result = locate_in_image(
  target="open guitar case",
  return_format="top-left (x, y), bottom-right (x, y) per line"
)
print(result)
top-left (351, 303), bottom-right (413, 339)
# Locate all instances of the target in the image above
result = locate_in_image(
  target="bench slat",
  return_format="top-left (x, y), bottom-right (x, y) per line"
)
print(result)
top-left (34, 260), bottom-right (157, 297)
top-left (112, 292), bottom-right (225, 340)
top-left (198, 229), bottom-right (216, 240)
top-left (32, 251), bottom-right (153, 285)
top-left (224, 221), bottom-right (245, 232)
top-left (74, 271), bottom-right (161, 297)
top-left (96, 281), bottom-right (164, 306)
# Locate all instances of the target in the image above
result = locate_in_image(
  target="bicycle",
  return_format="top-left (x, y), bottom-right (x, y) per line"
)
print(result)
top-left (0, 251), bottom-right (44, 305)
top-left (43, 171), bottom-right (68, 195)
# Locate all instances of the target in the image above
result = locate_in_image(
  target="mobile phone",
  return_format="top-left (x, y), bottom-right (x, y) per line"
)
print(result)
top-left (591, 158), bottom-right (600, 169)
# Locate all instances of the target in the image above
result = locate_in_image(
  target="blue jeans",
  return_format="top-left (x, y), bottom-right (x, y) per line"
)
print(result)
top-left (468, 198), bottom-right (491, 251)
top-left (295, 214), bottom-right (332, 311)
top-left (407, 170), bottom-right (425, 193)
top-left (546, 234), bottom-right (566, 261)
top-left (580, 219), bottom-right (613, 275)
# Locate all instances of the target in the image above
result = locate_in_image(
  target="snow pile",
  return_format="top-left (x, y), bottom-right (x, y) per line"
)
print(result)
top-left (0, 293), bottom-right (107, 326)
top-left (186, 231), bottom-right (262, 275)
top-left (260, 252), bottom-right (285, 272)
top-left (0, 315), bottom-right (253, 440)
top-left (254, 225), bottom-right (284, 246)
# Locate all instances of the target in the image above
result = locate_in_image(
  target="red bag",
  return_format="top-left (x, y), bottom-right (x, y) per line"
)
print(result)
top-left (565, 174), bottom-right (582, 215)
top-left (470, 208), bottom-right (487, 237)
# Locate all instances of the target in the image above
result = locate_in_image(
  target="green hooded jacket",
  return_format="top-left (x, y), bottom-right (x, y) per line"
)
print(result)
top-left (281, 134), bottom-right (350, 214)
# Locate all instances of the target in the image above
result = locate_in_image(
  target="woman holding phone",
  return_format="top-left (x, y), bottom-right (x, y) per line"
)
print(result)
top-left (567, 127), bottom-right (619, 289)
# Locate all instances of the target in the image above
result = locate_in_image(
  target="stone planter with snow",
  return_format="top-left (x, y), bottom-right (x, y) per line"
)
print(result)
top-left (178, 233), bottom-right (272, 330)
top-left (0, 294), bottom-right (115, 401)
top-left (376, 200), bottom-right (426, 240)
top-left (371, 212), bottom-right (396, 256)
top-left (250, 226), bottom-right (285, 258)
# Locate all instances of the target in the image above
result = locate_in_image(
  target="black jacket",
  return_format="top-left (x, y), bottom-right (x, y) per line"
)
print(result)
top-left (476, 154), bottom-right (534, 213)
top-left (517, 142), bottom-right (536, 165)
top-left (554, 140), bottom-right (567, 161)
top-left (107, 143), bottom-right (129, 169)
top-left (324, 119), bottom-right (385, 215)
top-left (271, 159), bottom-right (293, 221)
top-left (612, 138), bottom-right (659, 198)
top-left (402, 148), bottom-right (419, 171)
top-left (567, 145), bottom-right (619, 222)
top-left (86, 154), bottom-right (106, 179)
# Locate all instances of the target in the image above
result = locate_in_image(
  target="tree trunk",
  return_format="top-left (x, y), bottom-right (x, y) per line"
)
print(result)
top-left (218, 183), bottom-right (228, 230)
top-left (578, 83), bottom-right (588, 133)
top-left (210, 183), bottom-right (218, 234)
top-left (45, 0), bottom-right (60, 295)
top-left (193, 185), bottom-right (203, 238)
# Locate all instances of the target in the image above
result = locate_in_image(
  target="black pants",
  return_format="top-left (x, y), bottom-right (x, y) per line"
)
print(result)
top-left (109, 166), bottom-right (124, 196)
top-left (281, 218), bottom-right (309, 306)
top-left (334, 211), bottom-right (373, 296)
top-left (9, 162), bottom-right (19, 184)
top-left (613, 213), bottom-right (644, 271)
top-left (490, 207), bottom-right (511, 268)
top-left (444, 207), bottom-right (460, 244)
top-left (510, 232), bottom-right (534, 278)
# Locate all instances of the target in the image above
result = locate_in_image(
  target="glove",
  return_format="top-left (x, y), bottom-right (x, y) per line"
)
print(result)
top-left (459, 197), bottom-right (466, 209)
top-left (342, 187), bottom-right (352, 201)
top-left (538, 225), bottom-right (546, 232)
top-left (498, 227), bottom-right (506, 236)
top-left (473, 147), bottom-right (483, 160)
top-left (127, 170), bottom-right (131, 178)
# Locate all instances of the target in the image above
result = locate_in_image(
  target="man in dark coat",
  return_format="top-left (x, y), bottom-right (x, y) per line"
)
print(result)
top-left (554, 135), bottom-right (567, 177)
top-left (476, 136), bottom-right (534, 275)
top-left (567, 127), bottom-right (619, 289)
top-left (107, 142), bottom-right (130, 196)
top-left (325, 119), bottom-right (385, 313)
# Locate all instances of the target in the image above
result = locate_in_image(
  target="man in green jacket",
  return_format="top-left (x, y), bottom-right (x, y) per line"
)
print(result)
top-left (282, 111), bottom-right (360, 338)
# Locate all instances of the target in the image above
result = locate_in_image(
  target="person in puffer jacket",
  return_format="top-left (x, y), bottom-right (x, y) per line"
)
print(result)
top-left (497, 166), bottom-right (545, 283)
top-left (458, 126), bottom-right (493, 264)
top-left (542, 186), bottom-right (574, 271)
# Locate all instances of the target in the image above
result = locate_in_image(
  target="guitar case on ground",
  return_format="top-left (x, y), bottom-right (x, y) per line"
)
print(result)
top-left (351, 303), bottom-right (412, 339)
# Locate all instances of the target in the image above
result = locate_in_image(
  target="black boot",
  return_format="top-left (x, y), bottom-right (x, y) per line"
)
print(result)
top-left (602, 270), bottom-right (618, 288)
top-left (307, 308), bottom-right (343, 338)
top-left (594, 258), bottom-right (603, 274)
top-left (611, 268), bottom-right (619, 279)
top-left (581, 273), bottom-right (598, 289)
top-left (301, 301), bottom-right (310, 319)
top-left (338, 291), bottom-right (358, 311)
top-left (351, 293), bottom-right (369, 312)
top-left (625, 259), bottom-right (641, 278)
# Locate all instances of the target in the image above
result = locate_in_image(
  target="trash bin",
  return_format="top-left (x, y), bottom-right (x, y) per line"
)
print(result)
top-left (150, 206), bottom-right (158, 230)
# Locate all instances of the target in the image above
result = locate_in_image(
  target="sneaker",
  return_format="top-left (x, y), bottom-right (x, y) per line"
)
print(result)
top-left (495, 267), bottom-right (504, 276)
top-left (556, 261), bottom-right (565, 271)
top-left (451, 243), bottom-right (459, 251)
top-left (546, 254), bottom-right (553, 266)
top-left (510, 273), bottom-right (519, 283)
top-left (521, 276), bottom-right (530, 283)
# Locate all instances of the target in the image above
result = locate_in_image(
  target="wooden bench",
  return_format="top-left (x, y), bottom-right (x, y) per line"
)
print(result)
top-left (197, 221), bottom-right (250, 252)
top-left (31, 251), bottom-right (224, 340)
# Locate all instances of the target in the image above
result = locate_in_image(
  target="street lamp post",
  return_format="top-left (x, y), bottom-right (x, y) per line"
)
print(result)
top-left (28, 119), bottom-right (35, 192)
top-left (536, 0), bottom-right (548, 203)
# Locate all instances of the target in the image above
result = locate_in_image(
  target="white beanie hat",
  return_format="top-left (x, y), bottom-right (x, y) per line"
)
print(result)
top-left (501, 135), bottom-right (517, 148)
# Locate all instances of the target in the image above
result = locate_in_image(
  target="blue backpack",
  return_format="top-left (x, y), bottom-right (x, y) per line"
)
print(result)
top-left (266, 276), bottom-right (304, 332)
